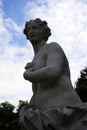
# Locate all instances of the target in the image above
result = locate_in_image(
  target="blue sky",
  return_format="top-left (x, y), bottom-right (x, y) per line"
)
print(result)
top-left (3, 0), bottom-right (31, 25)
top-left (0, 0), bottom-right (87, 107)
top-left (2, 0), bottom-right (30, 46)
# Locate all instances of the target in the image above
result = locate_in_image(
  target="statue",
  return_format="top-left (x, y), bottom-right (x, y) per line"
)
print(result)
top-left (20, 18), bottom-right (87, 130)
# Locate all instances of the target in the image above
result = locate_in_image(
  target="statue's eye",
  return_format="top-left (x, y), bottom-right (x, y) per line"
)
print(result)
top-left (28, 26), bottom-right (37, 31)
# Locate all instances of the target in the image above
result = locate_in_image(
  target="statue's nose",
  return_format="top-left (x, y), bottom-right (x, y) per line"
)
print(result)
top-left (29, 28), bottom-right (33, 34)
top-left (30, 29), bottom-right (36, 36)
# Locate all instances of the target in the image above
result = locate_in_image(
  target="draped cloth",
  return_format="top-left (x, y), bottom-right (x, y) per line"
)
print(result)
top-left (19, 103), bottom-right (87, 130)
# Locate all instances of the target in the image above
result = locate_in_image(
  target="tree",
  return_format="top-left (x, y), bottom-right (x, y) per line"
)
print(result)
top-left (75, 67), bottom-right (87, 102)
top-left (17, 100), bottom-right (29, 113)
top-left (0, 100), bottom-right (29, 130)
top-left (0, 101), bottom-right (18, 130)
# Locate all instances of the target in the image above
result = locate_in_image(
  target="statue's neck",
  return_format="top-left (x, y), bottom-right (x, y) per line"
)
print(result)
top-left (31, 40), bottom-right (46, 55)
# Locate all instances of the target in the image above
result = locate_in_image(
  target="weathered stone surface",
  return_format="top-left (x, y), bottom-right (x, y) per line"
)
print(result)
top-left (19, 18), bottom-right (87, 130)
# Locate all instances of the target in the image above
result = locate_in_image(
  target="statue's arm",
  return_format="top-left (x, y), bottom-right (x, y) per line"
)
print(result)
top-left (23, 43), bottom-right (64, 82)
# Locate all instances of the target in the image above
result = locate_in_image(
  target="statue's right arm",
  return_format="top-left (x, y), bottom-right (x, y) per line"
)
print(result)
top-left (23, 43), bottom-right (64, 83)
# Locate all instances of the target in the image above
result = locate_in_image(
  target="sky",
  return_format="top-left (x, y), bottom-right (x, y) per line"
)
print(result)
top-left (0, 0), bottom-right (87, 107)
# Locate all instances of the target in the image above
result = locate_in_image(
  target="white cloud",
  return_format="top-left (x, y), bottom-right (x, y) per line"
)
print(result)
top-left (0, 1), bottom-right (33, 106)
top-left (0, 58), bottom-right (32, 106)
top-left (4, 18), bottom-right (21, 34)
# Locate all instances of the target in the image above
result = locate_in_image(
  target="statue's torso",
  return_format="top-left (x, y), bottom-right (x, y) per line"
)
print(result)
top-left (31, 43), bottom-right (82, 110)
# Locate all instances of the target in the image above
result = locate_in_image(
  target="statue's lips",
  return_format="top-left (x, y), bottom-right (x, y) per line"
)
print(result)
top-left (29, 34), bottom-right (36, 37)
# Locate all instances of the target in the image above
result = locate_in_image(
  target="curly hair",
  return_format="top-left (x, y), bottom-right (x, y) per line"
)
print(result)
top-left (23, 18), bottom-right (51, 41)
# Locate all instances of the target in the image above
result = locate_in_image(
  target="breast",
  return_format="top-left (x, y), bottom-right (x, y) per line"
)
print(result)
top-left (33, 49), bottom-right (47, 70)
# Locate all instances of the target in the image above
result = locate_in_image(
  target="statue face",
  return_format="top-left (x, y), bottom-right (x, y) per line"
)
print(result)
top-left (27, 22), bottom-right (44, 42)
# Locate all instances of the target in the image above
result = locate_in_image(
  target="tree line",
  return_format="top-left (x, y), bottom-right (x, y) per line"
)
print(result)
top-left (75, 67), bottom-right (87, 102)
top-left (0, 67), bottom-right (87, 130)
top-left (0, 100), bottom-right (29, 130)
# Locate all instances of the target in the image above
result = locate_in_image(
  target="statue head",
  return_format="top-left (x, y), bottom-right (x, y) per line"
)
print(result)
top-left (23, 18), bottom-right (51, 41)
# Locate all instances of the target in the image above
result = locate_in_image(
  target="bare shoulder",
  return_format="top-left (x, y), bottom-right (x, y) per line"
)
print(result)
top-left (47, 42), bottom-right (64, 53)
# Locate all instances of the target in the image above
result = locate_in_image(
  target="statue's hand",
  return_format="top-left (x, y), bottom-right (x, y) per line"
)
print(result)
top-left (25, 62), bottom-right (33, 70)
top-left (23, 68), bottom-right (33, 81)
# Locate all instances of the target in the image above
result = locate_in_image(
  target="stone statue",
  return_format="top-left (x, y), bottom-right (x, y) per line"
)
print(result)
top-left (20, 18), bottom-right (87, 130)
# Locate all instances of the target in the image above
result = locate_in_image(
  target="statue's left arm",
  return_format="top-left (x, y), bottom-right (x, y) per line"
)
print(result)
top-left (23, 43), bottom-right (64, 83)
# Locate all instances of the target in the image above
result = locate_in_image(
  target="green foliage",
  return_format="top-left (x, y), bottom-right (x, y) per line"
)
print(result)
top-left (0, 101), bottom-right (16, 130)
top-left (0, 101), bottom-right (15, 111)
top-left (0, 100), bottom-right (29, 130)
top-left (75, 67), bottom-right (87, 102)
top-left (17, 100), bottom-right (29, 113)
